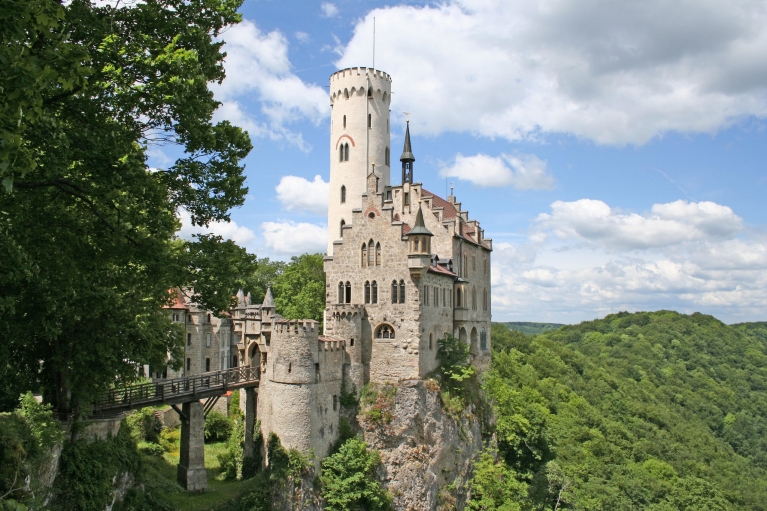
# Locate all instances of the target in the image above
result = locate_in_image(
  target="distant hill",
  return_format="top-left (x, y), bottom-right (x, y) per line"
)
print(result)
top-left (500, 321), bottom-right (566, 335)
top-left (488, 312), bottom-right (767, 510)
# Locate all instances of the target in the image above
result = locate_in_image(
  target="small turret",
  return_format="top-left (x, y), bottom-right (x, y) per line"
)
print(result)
top-left (262, 286), bottom-right (275, 316)
top-left (408, 201), bottom-right (433, 278)
top-left (400, 121), bottom-right (415, 184)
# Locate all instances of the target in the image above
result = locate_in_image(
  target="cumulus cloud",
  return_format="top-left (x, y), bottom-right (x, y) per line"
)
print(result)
top-left (261, 221), bottom-right (327, 254)
top-left (337, 0), bottom-right (767, 144)
top-left (440, 153), bottom-right (555, 189)
top-left (490, 199), bottom-right (766, 323)
top-left (275, 175), bottom-right (329, 215)
top-left (177, 210), bottom-right (257, 248)
top-left (212, 19), bottom-right (329, 149)
top-left (320, 3), bottom-right (339, 18)
top-left (535, 199), bottom-right (744, 250)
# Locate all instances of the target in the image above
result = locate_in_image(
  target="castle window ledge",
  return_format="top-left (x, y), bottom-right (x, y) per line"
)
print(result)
top-left (352, 208), bottom-right (363, 213)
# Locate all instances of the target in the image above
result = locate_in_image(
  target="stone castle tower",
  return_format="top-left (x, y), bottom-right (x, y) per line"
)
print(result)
top-left (327, 68), bottom-right (393, 255)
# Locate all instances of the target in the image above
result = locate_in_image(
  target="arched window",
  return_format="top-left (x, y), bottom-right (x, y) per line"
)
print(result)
top-left (375, 242), bottom-right (381, 266)
top-left (340, 219), bottom-right (345, 238)
top-left (375, 324), bottom-right (395, 339)
top-left (368, 113), bottom-right (372, 128)
top-left (414, 238), bottom-right (419, 252)
top-left (385, 147), bottom-right (390, 166)
top-left (472, 287), bottom-right (477, 310)
top-left (344, 143), bottom-right (349, 161)
top-left (364, 281), bottom-right (371, 304)
top-left (399, 280), bottom-right (406, 304)
top-left (344, 88), bottom-right (349, 99)
top-left (345, 282), bottom-right (351, 303)
top-left (361, 243), bottom-right (367, 267)
top-left (372, 281), bottom-right (378, 304)
top-left (338, 282), bottom-right (344, 304)
top-left (367, 87), bottom-right (372, 97)
top-left (429, 333), bottom-right (433, 350)
top-left (367, 240), bottom-right (375, 267)
top-left (343, 115), bottom-right (346, 129)
top-left (339, 145), bottom-right (344, 162)
top-left (391, 280), bottom-right (398, 304)
top-left (383, 91), bottom-right (388, 104)
top-left (480, 328), bottom-right (487, 350)
top-left (457, 288), bottom-right (462, 308)
top-left (340, 185), bottom-right (346, 203)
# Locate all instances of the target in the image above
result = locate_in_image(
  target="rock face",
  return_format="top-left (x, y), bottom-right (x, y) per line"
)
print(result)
top-left (359, 380), bottom-right (483, 511)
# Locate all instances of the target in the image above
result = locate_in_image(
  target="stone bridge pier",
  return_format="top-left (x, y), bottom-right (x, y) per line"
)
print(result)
top-left (177, 401), bottom-right (207, 492)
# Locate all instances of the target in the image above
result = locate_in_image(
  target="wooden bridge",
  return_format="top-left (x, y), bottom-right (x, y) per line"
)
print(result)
top-left (89, 366), bottom-right (260, 493)
top-left (90, 366), bottom-right (260, 417)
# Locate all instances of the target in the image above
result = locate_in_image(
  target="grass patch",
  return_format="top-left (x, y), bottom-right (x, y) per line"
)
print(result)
top-left (360, 383), bottom-right (397, 425)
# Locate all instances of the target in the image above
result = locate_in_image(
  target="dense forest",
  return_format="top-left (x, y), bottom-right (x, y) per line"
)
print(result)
top-left (502, 323), bottom-right (567, 336)
top-left (480, 312), bottom-right (767, 510)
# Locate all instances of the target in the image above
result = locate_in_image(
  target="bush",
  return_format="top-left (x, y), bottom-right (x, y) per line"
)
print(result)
top-left (360, 384), bottom-right (396, 425)
top-left (158, 427), bottom-right (180, 453)
top-left (321, 437), bottom-right (390, 511)
top-left (125, 407), bottom-right (161, 443)
top-left (138, 442), bottom-right (164, 457)
top-left (205, 411), bottom-right (232, 443)
top-left (218, 415), bottom-right (245, 480)
top-left (229, 389), bottom-right (242, 418)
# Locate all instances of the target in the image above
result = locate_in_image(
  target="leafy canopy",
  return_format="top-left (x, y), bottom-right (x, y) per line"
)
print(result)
top-left (0, 0), bottom-right (255, 413)
top-left (321, 437), bottom-right (391, 511)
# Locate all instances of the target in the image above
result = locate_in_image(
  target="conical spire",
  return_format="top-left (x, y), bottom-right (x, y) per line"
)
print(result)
top-left (262, 285), bottom-right (275, 308)
top-left (408, 201), bottom-right (433, 236)
top-left (400, 121), bottom-right (415, 162)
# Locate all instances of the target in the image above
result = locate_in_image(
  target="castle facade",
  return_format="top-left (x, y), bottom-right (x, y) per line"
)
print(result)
top-left (163, 67), bottom-right (492, 464)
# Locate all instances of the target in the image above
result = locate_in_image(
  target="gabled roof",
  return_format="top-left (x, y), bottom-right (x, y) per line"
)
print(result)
top-left (429, 265), bottom-right (457, 277)
top-left (421, 188), bottom-right (457, 220)
top-left (164, 288), bottom-right (188, 310)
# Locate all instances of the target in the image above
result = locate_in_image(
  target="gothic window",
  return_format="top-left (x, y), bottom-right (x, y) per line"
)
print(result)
top-left (434, 286), bottom-right (438, 306)
top-left (423, 285), bottom-right (429, 305)
top-left (375, 242), bottom-right (381, 266)
top-left (480, 328), bottom-right (487, 350)
top-left (372, 281), bottom-right (378, 304)
top-left (385, 147), bottom-right (390, 166)
top-left (391, 280), bottom-right (398, 304)
top-left (361, 243), bottom-right (367, 267)
top-left (341, 185), bottom-right (346, 203)
top-left (472, 287), bottom-right (477, 310)
top-left (367, 240), bottom-right (375, 267)
top-left (399, 280), bottom-right (406, 303)
top-left (343, 115), bottom-right (346, 129)
top-left (187, 333), bottom-right (191, 346)
top-left (364, 281), bottom-right (371, 304)
top-left (429, 333), bottom-right (433, 350)
top-left (414, 238), bottom-right (419, 252)
top-left (345, 281), bottom-right (351, 304)
top-left (344, 143), bottom-right (349, 161)
top-left (375, 324), bottom-right (395, 339)
top-left (368, 87), bottom-right (373, 97)
top-left (344, 88), bottom-right (349, 99)
top-left (338, 281), bottom-right (344, 304)
top-left (339, 145), bottom-right (344, 162)
top-left (443, 288), bottom-right (446, 307)
top-left (368, 113), bottom-right (372, 128)
top-left (340, 219), bottom-right (345, 238)
top-left (456, 288), bottom-right (462, 308)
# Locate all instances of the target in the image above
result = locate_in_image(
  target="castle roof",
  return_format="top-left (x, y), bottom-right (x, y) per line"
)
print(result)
top-left (408, 202), bottom-right (433, 236)
top-left (429, 265), bottom-right (457, 277)
top-left (262, 286), bottom-right (275, 308)
top-left (421, 189), bottom-right (457, 220)
top-left (164, 288), bottom-right (189, 310)
top-left (400, 121), bottom-right (415, 162)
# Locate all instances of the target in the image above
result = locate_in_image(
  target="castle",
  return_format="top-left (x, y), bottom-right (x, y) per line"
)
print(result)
top-left (163, 67), bottom-right (492, 464)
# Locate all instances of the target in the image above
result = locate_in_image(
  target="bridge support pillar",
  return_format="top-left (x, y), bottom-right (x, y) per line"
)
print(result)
top-left (178, 401), bottom-right (207, 492)
top-left (243, 387), bottom-right (256, 458)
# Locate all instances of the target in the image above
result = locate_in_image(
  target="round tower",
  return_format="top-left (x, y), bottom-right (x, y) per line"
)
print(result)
top-left (327, 67), bottom-right (392, 254)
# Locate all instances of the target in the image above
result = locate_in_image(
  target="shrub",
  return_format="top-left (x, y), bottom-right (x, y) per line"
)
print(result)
top-left (360, 384), bottom-right (396, 425)
top-left (229, 389), bottom-right (242, 418)
top-left (138, 442), bottom-right (164, 457)
top-left (125, 407), bottom-right (161, 443)
top-left (218, 414), bottom-right (245, 480)
top-left (158, 427), bottom-right (179, 453)
top-left (204, 411), bottom-right (232, 443)
top-left (321, 437), bottom-right (391, 511)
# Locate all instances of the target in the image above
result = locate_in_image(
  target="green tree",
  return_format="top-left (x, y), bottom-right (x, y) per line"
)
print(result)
top-left (273, 253), bottom-right (326, 322)
top-left (243, 257), bottom-right (287, 304)
top-left (321, 437), bottom-right (391, 511)
top-left (466, 450), bottom-right (527, 511)
top-left (0, 0), bottom-right (255, 413)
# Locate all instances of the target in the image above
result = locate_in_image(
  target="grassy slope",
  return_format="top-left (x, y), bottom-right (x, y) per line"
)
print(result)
top-left (489, 312), bottom-right (767, 510)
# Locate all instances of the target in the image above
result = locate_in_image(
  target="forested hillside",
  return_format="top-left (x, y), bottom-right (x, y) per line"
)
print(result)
top-left (483, 312), bottom-right (767, 510)
top-left (502, 322), bottom-right (566, 336)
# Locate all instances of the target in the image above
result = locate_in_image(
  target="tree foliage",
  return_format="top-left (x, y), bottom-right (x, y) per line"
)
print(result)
top-left (272, 253), bottom-right (326, 322)
top-left (479, 313), bottom-right (767, 510)
top-left (321, 437), bottom-right (391, 511)
top-left (0, 0), bottom-right (256, 413)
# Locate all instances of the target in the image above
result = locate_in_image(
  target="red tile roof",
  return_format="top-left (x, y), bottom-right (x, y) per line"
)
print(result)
top-left (421, 188), bottom-right (457, 219)
top-left (402, 223), bottom-right (411, 235)
top-left (429, 265), bottom-right (457, 277)
top-left (164, 288), bottom-right (189, 309)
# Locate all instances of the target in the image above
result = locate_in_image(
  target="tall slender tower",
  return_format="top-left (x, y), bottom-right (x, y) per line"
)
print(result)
top-left (327, 68), bottom-right (392, 254)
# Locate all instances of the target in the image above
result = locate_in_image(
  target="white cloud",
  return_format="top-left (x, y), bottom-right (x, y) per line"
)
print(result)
top-left (440, 153), bottom-right (555, 189)
top-left (177, 210), bottom-right (257, 248)
top-left (337, 0), bottom-right (767, 145)
top-left (321, 3), bottom-right (339, 18)
top-left (261, 221), bottom-right (327, 254)
top-left (295, 31), bottom-right (310, 44)
top-left (212, 19), bottom-right (329, 149)
top-left (490, 199), bottom-right (766, 323)
top-left (535, 199), bottom-right (743, 250)
top-left (275, 175), bottom-right (329, 215)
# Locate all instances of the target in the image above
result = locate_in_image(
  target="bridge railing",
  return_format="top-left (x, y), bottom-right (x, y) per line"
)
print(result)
top-left (92, 366), bottom-right (259, 413)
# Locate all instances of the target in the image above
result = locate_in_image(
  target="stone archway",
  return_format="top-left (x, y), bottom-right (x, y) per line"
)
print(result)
top-left (459, 327), bottom-right (467, 343)
top-left (248, 342), bottom-right (261, 369)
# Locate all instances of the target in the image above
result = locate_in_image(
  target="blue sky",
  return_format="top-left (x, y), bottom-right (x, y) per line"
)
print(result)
top-left (163, 0), bottom-right (767, 324)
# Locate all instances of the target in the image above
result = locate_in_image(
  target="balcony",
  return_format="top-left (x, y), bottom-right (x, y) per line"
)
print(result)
top-left (454, 307), bottom-right (470, 322)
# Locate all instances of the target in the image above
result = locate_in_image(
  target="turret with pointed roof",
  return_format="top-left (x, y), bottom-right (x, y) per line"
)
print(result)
top-left (262, 285), bottom-right (275, 309)
top-left (400, 121), bottom-right (415, 184)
